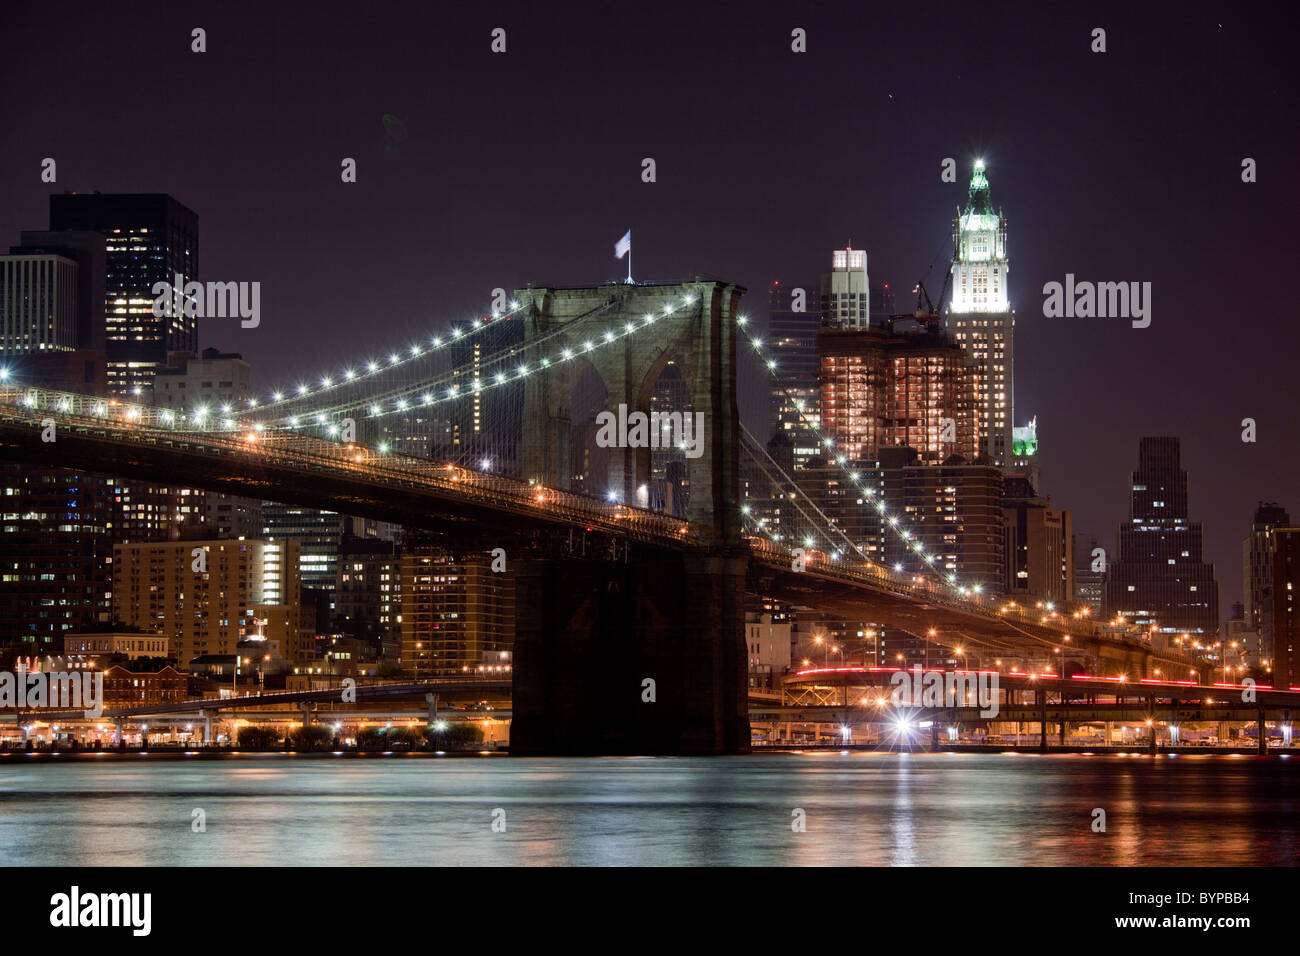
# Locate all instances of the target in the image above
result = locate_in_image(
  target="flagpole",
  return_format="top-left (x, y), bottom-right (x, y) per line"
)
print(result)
top-left (627, 245), bottom-right (633, 284)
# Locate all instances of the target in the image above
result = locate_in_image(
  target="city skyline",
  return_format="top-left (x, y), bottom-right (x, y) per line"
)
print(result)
top-left (3, 1), bottom-right (1300, 897)
top-left (4, 3), bottom-right (1294, 610)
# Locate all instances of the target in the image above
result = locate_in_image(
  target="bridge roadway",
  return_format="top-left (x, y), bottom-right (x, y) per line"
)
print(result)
top-left (0, 387), bottom-right (1185, 674)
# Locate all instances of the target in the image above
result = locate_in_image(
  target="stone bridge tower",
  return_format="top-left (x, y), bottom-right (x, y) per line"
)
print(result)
top-left (511, 280), bottom-right (750, 754)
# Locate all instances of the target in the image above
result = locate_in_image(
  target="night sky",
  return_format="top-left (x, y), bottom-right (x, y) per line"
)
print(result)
top-left (3, 0), bottom-right (1298, 609)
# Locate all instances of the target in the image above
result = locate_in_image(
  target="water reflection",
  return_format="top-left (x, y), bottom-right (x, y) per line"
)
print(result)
top-left (0, 753), bottom-right (1294, 866)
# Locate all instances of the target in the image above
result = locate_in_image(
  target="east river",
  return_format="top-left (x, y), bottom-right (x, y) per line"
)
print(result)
top-left (1, 752), bottom-right (1295, 866)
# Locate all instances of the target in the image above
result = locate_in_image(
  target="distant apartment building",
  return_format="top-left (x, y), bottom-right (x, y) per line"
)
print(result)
top-left (400, 541), bottom-right (514, 677)
top-left (64, 631), bottom-right (168, 660)
top-left (9, 229), bottom-right (107, 353)
top-left (111, 538), bottom-right (301, 666)
top-left (334, 536), bottom-right (402, 652)
top-left (0, 468), bottom-right (115, 650)
top-left (150, 347), bottom-right (252, 414)
top-left (889, 451), bottom-right (1005, 591)
top-left (1002, 480), bottom-right (1073, 607)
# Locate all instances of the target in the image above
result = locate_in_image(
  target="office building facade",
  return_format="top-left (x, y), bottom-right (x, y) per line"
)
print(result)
top-left (1102, 437), bottom-right (1219, 637)
top-left (48, 193), bottom-right (199, 395)
top-left (1243, 502), bottom-right (1290, 661)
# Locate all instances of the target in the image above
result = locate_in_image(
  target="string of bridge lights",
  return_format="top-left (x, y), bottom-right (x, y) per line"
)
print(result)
top-left (7, 295), bottom-right (701, 439)
top-left (737, 425), bottom-right (861, 562)
top-left (251, 296), bottom-right (637, 429)
top-left (246, 300), bottom-right (534, 416)
top-left (733, 312), bottom-right (982, 601)
top-left (258, 294), bottom-right (704, 435)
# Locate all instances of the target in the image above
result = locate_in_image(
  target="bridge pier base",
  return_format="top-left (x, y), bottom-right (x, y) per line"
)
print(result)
top-left (511, 550), bottom-right (749, 755)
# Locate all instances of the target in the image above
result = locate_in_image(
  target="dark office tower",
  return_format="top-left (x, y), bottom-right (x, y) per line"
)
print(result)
top-left (1243, 502), bottom-right (1290, 659)
top-left (0, 469), bottom-right (115, 651)
top-left (767, 279), bottom-right (822, 469)
top-left (334, 535), bottom-right (402, 652)
top-left (889, 449), bottom-right (1005, 593)
top-left (0, 350), bottom-right (115, 650)
top-left (871, 284), bottom-right (895, 323)
top-left (1103, 438), bottom-right (1219, 637)
top-left (48, 193), bottom-right (199, 396)
top-left (1269, 528), bottom-right (1300, 687)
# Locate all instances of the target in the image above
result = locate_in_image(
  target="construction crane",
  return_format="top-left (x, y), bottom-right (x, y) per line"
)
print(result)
top-left (911, 233), bottom-right (956, 327)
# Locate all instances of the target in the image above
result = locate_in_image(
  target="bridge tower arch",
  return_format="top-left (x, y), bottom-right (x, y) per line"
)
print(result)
top-left (513, 280), bottom-right (750, 755)
top-left (519, 280), bottom-right (745, 545)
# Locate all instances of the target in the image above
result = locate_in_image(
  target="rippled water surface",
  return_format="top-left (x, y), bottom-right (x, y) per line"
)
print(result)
top-left (1, 752), bottom-right (1296, 866)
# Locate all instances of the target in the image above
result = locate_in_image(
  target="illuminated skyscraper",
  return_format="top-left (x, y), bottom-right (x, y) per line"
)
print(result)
top-left (0, 253), bottom-right (79, 356)
top-left (948, 161), bottom-right (1014, 466)
top-left (48, 193), bottom-right (199, 396)
top-left (822, 247), bottom-right (869, 329)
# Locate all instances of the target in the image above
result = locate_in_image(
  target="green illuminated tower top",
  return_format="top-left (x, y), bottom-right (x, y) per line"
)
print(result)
top-left (950, 160), bottom-right (1008, 313)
